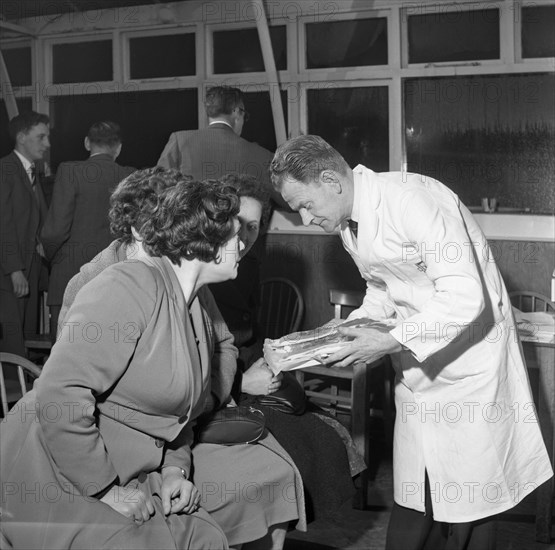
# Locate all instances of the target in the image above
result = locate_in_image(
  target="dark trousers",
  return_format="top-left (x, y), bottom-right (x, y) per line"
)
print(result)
top-left (386, 474), bottom-right (496, 550)
top-left (0, 256), bottom-right (41, 357)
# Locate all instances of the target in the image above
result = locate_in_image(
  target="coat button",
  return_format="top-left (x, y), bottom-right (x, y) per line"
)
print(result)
top-left (137, 471), bottom-right (147, 483)
top-left (155, 438), bottom-right (164, 448)
top-left (178, 415), bottom-right (187, 424)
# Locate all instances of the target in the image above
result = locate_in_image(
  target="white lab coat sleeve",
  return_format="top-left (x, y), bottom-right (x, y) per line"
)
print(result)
top-left (348, 279), bottom-right (396, 321)
top-left (389, 188), bottom-right (485, 362)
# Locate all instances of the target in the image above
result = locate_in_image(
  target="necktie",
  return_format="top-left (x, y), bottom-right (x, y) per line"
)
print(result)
top-left (348, 219), bottom-right (358, 238)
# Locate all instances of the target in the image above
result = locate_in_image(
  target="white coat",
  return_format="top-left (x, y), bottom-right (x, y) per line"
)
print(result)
top-left (342, 165), bottom-right (553, 522)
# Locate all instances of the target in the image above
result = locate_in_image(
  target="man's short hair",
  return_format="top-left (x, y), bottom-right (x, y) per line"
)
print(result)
top-left (204, 86), bottom-right (244, 118)
top-left (270, 135), bottom-right (350, 191)
top-left (87, 121), bottom-right (122, 148)
top-left (8, 111), bottom-right (49, 142)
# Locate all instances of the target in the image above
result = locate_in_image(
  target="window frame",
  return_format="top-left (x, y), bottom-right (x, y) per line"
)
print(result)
top-left (122, 26), bottom-right (198, 83)
top-left (299, 8), bottom-right (392, 74)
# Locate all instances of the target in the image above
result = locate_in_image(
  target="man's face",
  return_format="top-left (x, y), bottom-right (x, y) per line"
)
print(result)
top-left (17, 123), bottom-right (50, 162)
top-left (280, 173), bottom-right (348, 233)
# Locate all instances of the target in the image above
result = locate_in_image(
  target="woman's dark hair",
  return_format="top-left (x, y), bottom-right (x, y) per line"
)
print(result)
top-left (110, 167), bottom-right (239, 265)
top-left (219, 173), bottom-right (271, 228)
top-left (109, 166), bottom-right (188, 245)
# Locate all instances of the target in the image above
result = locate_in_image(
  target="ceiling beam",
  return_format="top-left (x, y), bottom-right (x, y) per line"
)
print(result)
top-left (0, 20), bottom-right (36, 36)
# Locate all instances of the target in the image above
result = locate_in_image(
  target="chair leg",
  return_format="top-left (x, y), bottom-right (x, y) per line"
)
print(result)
top-left (351, 362), bottom-right (370, 509)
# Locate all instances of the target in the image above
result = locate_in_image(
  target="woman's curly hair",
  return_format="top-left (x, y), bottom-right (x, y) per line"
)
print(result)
top-left (219, 173), bottom-right (271, 228)
top-left (110, 167), bottom-right (239, 265)
top-left (109, 166), bottom-right (189, 244)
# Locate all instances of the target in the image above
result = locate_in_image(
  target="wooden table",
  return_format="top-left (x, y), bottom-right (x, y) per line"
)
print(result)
top-left (522, 339), bottom-right (555, 543)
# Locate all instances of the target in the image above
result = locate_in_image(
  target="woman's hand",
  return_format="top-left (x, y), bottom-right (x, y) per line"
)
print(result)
top-left (241, 357), bottom-right (283, 396)
top-left (161, 467), bottom-right (201, 515)
top-left (100, 484), bottom-right (155, 524)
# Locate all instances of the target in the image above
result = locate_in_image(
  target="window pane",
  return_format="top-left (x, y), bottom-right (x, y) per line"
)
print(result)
top-left (308, 86), bottom-right (389, 172)
top-left (213, 26), bottom-right (286, 73)
top-left (1, 47), bottom-right (32, 86)
top-left (306, 18), bottom-right (387, 69)
top-left (240, 90), bottom-right (287, 152)
top-left (0, 98), bottom-right (33, 158)
top-left (53, 40), bottom-right (112, 83)
top-left (50, 89), bottom-right (198, 169)
top-left (130, 33), bottom-right (195, 79)
top-left (408, 9), bottom-right (499, 63)
top-left (522, 6), bottom-right (555, 59)
top-left (404, 74), bottom-right (555, 214)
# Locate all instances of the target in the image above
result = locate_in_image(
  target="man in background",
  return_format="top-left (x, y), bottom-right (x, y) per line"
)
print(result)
top-left (41, 121), bottom-right (135, 338)
top-left (158, 85), bottom-right (280, 202)
top-left (0, 111), bottom-right (50, 356)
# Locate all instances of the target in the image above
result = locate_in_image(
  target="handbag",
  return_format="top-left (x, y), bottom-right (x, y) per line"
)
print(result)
top-left (195, 405), bottom-right (266, 445)
top-left (254, 372), bottom-right (307, 415)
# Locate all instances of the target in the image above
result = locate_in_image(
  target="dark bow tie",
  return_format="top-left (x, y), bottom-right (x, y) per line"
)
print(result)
top-left (348, 219), bottom-right (358, 237)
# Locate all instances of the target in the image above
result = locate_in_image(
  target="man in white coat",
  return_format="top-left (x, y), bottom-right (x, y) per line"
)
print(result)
top-left (269, 135), bottom-right (553, 550)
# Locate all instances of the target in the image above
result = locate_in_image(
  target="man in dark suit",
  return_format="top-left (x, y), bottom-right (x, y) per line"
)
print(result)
top-left (41, 121), bottom-right (135, 337)
top-left (158, 85), bottom-right (285, 208)
top-left (0, 111), bottom-right (50, 356)
top-left (157, 86), bottom-right (285, 357)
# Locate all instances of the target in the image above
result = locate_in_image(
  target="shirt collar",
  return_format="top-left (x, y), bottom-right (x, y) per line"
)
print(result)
top-left (14, 149), bottom-right (33, 172)
top-left (350, 165), bottom-right (363, 223)
top-left (209, 120), bottom-right (233, 130)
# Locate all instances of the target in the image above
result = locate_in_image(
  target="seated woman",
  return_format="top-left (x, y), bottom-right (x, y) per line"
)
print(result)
top-left (54, 168), bottom-right (304, 550)
top-left (209, 174), bottom-right (366, 523)
top-left (1, 173), bottom-right (239, 549)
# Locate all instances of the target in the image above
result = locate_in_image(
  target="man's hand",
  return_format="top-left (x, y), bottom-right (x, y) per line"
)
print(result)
top-left (100, 484), bottom-right (155, 524)
top-left (323, 327), bottom-right (402, 368)
top-left (161, 467), bottom-right (200, 515)
top-left (241, 357), bottom-right (283, 396)
top-left (10, 271), bottom-right (29, 298)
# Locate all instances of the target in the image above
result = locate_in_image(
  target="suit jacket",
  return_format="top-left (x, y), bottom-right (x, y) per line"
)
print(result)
top-left (41, 154), bottom-right (135, 305)
top-left (0, 256), bottom-right (228, 549)
top-left (0, 151), bottom-right (47, 289)
top-left (158, 123), bottom-right (286, 208)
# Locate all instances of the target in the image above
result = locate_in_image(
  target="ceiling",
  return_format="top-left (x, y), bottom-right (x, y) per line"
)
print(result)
top-left (0, 0), bottom-right (172, 21)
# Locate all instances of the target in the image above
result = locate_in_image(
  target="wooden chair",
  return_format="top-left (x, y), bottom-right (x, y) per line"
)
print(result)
top-left (509, 290), bottom-right (555, 543)
top-left (294, 288), bottom-right (394, 509)
top-left (257, 277), bottom-right (304, 339)
top-left (509, 290), bottom-right (555, 313)
top-left (0, 352), bottom-right (42, 417)
top-left (24, 291), bottom-right (53, 362)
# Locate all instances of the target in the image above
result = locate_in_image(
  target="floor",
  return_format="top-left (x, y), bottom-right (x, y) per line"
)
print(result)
top-left (284, 419), bottom-right (554, 550)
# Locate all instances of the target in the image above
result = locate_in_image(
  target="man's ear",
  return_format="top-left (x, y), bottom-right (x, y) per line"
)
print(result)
top-left (320, 170), bottom-right (342, 194)
top-left (84, 137), bottom-right (91, 152)
top-left (15, 131), bottom-right (26, 146)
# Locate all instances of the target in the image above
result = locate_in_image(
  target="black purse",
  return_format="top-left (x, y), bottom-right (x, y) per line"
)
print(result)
top-left (195, 405), bottom-right (266, 445)
top-left (254, 372), bottom-right (307, 415)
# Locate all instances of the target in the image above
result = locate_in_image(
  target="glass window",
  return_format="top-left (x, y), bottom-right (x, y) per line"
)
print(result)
top-left (213, 26), bottom-right (286, 73)
top-left (52, 40), bottom-right (112, 83)
top-left (1, 47), bottom-right (32, 86)
top-left (129, 33), bottom-right (195, 79)
top-left (240, 90), bottom-right (287, 152)
top-left (522, 5), bottom-right (555, 59)
top-left (306, 18), bottom-right (387, 69)
top-left (50, 89), bottom-right (198, 169)
top-left (404, 74), bottom-right (555, 214)
top-left (0, 98), bottom-right (33, 158)
top-left (408, 9), bottom-right (500, 64)
top-left (307, 86), bottom-right (389, 172)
